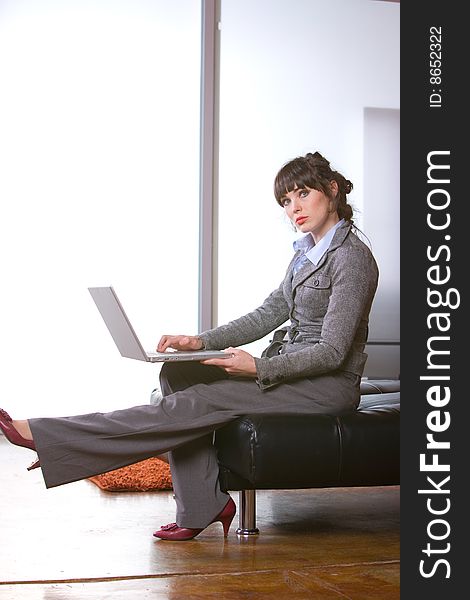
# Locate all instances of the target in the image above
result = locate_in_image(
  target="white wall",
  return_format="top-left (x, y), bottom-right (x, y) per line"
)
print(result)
top-left (217, 0), bottom-right (400, 370)
top-left (0, 0), bottom-right (201, 417)
top-left (363, 107), bottom-right (400, 378)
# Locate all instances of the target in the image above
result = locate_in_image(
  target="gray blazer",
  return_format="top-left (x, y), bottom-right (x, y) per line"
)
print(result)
top-left (199, 222), bottom-right (379, 390)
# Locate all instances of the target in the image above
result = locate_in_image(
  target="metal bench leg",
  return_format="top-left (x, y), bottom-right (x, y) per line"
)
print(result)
top-left (236, 489), bottom-right (260, 535)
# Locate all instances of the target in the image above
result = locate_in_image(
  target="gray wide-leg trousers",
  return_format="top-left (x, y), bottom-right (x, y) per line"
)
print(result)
top-left (29, 362), bottom-right (360, 528)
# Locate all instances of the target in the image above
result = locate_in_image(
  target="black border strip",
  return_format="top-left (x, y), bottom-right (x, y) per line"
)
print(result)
top-left (401, 2), bottom-right (465, 596)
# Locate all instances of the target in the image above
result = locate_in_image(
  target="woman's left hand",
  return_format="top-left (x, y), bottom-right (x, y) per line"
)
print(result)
top-left (201, 347), bottom-right (257, 378)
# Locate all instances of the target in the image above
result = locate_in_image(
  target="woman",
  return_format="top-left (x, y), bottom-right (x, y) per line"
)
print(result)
top-left (1, 151), bottom-right (379, 541)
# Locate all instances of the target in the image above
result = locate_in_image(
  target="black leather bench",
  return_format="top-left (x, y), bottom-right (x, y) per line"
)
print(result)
top-left (215, 379), bottom-right (400, 534)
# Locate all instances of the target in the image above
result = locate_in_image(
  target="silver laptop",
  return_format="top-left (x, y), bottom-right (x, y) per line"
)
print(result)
top-left (88, 286), bottom-right (231, 363)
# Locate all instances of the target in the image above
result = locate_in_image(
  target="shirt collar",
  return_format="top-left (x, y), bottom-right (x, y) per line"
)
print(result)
top-left (293, 219), bottom-right (345, 266)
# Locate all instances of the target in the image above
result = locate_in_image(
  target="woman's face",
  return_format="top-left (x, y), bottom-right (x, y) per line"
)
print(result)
top-left (280, 183), bottom-right (339, 242)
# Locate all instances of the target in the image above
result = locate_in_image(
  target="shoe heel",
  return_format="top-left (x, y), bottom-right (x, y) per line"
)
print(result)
top-left (219, 498), bottom-right (236, 537)
top-left (221, 513), bottom-right (235, 537)
top-left (27, 457), bottom-right (40, 471)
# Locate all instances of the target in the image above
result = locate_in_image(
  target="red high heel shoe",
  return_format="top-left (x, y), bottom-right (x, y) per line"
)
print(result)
top-left (153, 496), bottom-right (236, 541)
top-left (27, 457), bottom-right (40, 471)
top-left (0, 409), bottom-right (40, 470)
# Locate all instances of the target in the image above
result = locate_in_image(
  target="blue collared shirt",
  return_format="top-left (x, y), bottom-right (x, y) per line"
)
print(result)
top-left (292, 219), bottom-right (345, 274)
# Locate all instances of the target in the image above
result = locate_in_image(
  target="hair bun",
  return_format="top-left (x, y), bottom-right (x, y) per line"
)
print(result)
top-left (345, 179), bottom-right (353, 194)
top-left (306, 151), bottom-right (330, 167)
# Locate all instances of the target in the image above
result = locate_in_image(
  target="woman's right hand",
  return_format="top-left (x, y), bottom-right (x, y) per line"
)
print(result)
top-left (157, 335), bottom-right (203, 353)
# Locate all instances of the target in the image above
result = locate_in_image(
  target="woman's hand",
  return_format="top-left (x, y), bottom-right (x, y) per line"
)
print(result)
top-left (202, 348), bottom-right (257, 378)
top-left (157, 335), bottom-right (203, 352)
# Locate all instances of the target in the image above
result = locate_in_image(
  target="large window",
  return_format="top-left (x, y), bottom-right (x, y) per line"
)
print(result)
top-left (0, 0), bottom-right (201, 416)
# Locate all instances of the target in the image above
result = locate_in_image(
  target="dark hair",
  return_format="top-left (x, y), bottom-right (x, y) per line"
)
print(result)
top-left (274, 151), bottom-right (354, 223)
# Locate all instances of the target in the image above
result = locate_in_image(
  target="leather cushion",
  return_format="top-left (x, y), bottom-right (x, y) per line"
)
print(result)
top-left (216, 384), bottom-right (400, 491)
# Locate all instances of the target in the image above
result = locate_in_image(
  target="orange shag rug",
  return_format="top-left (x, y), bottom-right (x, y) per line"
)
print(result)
top-left (88, 457), bottom-right (173, 492)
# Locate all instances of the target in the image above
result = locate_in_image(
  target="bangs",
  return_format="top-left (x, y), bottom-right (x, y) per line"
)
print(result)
top-left (274, 158), bottom-right (323, 205)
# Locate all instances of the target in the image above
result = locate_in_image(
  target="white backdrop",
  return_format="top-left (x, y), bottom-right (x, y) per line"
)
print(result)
top-left (0, 0), bottom-right (201, 417)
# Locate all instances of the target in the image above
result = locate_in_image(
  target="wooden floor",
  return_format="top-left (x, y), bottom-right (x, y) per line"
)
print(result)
top-left (0, 436), bottom-right (400, 599)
